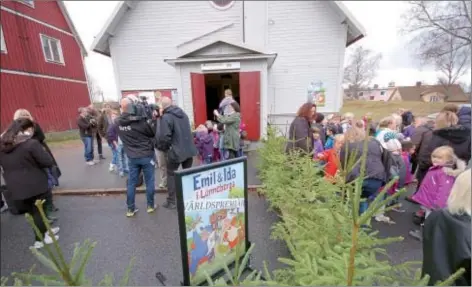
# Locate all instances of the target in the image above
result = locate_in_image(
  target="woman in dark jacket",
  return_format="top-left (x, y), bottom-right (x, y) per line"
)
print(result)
top-left (0, 118), bottom-right (59, 249)
top-left (285, 103), bottom-right (316, 155)
top-left (13, 109), bottom-right (60, 216)
top-left (417, 111), bottom-right (471, 187)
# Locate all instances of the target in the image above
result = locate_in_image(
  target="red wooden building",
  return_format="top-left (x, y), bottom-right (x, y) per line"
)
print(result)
top-left (0, 0), bottom-right (90, 132)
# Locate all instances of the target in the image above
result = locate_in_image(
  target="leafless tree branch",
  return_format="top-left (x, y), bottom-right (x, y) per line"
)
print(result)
top-left (343, 46), bottom-right (382, 99)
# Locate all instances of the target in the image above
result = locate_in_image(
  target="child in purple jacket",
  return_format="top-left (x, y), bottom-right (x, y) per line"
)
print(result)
top-left (409, 146), bottom-right (466, 240)
top-left (195, 125), bottom-right (214, 165)
top-left (312, 128), bottom-right (324, 158)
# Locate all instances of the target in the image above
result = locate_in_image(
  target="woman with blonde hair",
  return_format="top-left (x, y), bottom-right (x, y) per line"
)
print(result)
top-left (421, 168), bottom-right (471, 286)
top-left (12, 109), bottom-right (61, 219)
top-left (416, 111), bottom-right (471, 188)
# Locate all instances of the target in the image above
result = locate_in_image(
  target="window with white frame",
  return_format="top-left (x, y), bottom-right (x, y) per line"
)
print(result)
top-left (380, 91), bottom-right (386, 96)
top-left (0, 25), bottom-right (6, 53)
top-left (17, 0), bottom-right (35, 8)
top-left (40, 34), bottom-right (64, 64)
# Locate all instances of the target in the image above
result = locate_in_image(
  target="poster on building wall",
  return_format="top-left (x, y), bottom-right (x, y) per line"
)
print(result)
top-left (175, 158), bottom-right (250, 286)
top-left (307, 81), bottom-right (326, 107)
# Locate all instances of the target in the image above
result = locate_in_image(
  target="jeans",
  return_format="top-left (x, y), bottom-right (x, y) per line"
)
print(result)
top-left (22, 193), bottom-right (48, 241)
top-left (81, 136), bottom-right (94, 162)
top-left (117, 144), bottom-right (129, 173)
top-left (108, 143), bottom-right (118, 165)
top-left (127, 156), bottom-right (155, 211)
top-left (237, 148), bottom-right (244, 157)
top-left (95, 133), bottom-right (103, 156)
top-left (359, 178), bottom-right (384, 215)
top-left (166, 157), bottom-right (193, 204)
top-left (219, 148), bottom-right (227, 161)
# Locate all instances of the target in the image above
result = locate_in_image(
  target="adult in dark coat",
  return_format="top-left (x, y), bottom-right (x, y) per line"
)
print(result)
top-left (0, 118), bottom-right (59, 247)
top-left (457, 106), bottom-right (471, 130)
top-left (285, 103), bottom-right (316, 155)
top-left (410, 118), bottom-right (435, 190)
top-left (157, 97), bottom-right (198, 209)
top-left (313, 113), bottom-right (326, 146)
top-left (422, 169), bottom-right (471, 286)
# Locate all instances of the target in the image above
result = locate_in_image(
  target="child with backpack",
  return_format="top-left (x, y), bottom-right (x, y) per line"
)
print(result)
top-left (383, 136), bottom-right (407, 214)
top-left (409, 146), bottom-right (466, 241)
top-left (315, 134), bottom-right (345, 183)
top-left (195, 125), bottom-right (214, 164)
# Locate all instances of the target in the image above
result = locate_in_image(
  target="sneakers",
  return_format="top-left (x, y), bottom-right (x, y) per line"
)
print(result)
top-left (86, 161), bottom-right (95, 166)
top-left (32, 230), bottom-right (60, 249)
top-left (158, 183), bottom-right (167, 189)
top-left (409, 229), bottom-right (423, 241)
top-left (162, 201), bottom-right (176, 210)
top-left (109, 163), bottom-right (116, 172)
top-left (99, 155), bottom-right (106, 160)
top-left (374, 214), bottom-right (395, 224)
top-left (147, 205), bottom-right (157, 213)
top-left (126, 209), bottom-right (139, 217)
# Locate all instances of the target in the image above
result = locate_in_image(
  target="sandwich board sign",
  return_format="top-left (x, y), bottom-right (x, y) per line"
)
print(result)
top-left (174, 157), bottom-right (251, 286)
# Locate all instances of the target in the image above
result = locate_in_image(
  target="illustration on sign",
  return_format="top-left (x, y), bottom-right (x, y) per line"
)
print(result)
top-left (307, 81), bottom-right (326, 107)
top-left (175, 159), bottom-right (248, 286)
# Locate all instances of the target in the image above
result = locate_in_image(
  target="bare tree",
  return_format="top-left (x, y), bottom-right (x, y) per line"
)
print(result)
top-left (402, 1), bottom-right (471, 63)
top-left (343, 46), bottom-right (382, 99)
top-left (87, 73), bottom-right (104, 103)
top-left (434, 35), bottom-right (471, 99)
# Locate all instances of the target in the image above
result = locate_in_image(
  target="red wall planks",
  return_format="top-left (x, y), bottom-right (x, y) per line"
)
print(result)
top-left (0, 0), bottom-right (71, 32)
top-left (0, 10), bottom-right (85, 81)
top-left (0, 73), bottom-right (90, 132)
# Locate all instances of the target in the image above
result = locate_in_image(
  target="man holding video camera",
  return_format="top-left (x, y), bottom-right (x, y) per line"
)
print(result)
top-left (117, 96), bottom-right (156, 217)
top-left (77, 107), bottom-right (98, 165)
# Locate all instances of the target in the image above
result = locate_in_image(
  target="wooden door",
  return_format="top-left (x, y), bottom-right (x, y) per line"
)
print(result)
top-left (239, 71), bottom-right (261, 141)
top-left (190, 73), bottom-right (207, 126)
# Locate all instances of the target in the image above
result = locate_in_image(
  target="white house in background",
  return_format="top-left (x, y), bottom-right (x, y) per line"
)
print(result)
top-left (91, 0), bottom-right (365, 141)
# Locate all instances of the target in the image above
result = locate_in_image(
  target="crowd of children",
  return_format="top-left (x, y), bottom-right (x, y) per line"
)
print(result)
top-left (309, 109), bottom-right (470, 240)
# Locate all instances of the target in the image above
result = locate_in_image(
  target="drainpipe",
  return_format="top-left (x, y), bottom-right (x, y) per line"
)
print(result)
top-left (242, 0), bottom-right (245, 43)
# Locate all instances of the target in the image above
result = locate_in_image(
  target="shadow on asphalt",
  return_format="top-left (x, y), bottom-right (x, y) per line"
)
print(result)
top-left (52, 145), bottom-right (261, 191)
top-left (0, 193), bottom-right (287, 286)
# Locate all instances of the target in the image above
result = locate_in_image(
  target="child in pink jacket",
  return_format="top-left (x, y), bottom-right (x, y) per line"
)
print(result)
top-left (409, 146), bottom-right (466, 241)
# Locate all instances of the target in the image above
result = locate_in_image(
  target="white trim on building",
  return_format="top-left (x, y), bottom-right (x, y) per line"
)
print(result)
top-left (0, 68), bottom-right (88, 84)
top-left (40, 34), bottom-right (65, 65)
top-left (16, 0), bottom-right (35, 8)
top-left (0, 25), bottom-right (7, 54)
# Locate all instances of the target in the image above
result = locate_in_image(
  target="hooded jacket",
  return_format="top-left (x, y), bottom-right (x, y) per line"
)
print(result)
top-left (457, 106), bottom-right (471, 130)
top-left (412, 160), bottom-right (466, 210)
top-left (116, 113), bottom-right (155, 159)
top-left (424, 126), bottom-right (471, 166)
top-left (0, 133), bottom-right (54, 200)
top-left (422, 209), bottom-right (471, 286)
top-left (158, 105), bottom-right (198, 163)
top-left (195, 131), bottom-right (214, 159)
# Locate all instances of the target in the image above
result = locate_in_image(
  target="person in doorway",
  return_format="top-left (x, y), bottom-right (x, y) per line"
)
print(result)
top-left (117, 98), bottom-right (156, 217)
top-left (0, 118), bottom-right (59, 249)
top-left (213, 102), bottom-right (241, 159)
top-left (157, 97), bottom-right (198, 209)
top-left (87, 105), bottom-right (105, 161)
top-left (218, 89), bottom-right (236, 115)
top-left (13, 109), bottom-right (60, 218)
top-left (77, 107), bottom-right (97, 165)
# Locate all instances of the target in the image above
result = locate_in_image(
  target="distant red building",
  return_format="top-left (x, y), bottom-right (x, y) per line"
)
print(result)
top-left (0, 0), bottom-right (90, 132)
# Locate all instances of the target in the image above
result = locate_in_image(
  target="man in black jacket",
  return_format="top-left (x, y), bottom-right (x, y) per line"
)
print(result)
top-left (117, 98), bottom-right (156, 217)
top-left (157, 97), bottom-right (198, 209)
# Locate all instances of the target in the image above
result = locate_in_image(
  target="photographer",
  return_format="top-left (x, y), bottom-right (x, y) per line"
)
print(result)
top-left (77, 107), bottom-right (97, 165)
top-left (117, 97), bottom-right (156, 217)
top-left (152, 103), bottom-right (167, 189)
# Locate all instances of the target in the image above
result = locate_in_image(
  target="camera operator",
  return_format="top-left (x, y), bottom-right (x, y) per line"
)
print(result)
top-left (117, 97), bottom-right (156, 217)
top-left (86, 105), bottom-right (105, 160)
top-left (77, 107), bottom-right (98, 165)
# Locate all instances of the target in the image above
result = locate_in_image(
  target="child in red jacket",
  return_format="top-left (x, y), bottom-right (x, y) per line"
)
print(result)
top-left (316, 134), bottom-right (345, 183)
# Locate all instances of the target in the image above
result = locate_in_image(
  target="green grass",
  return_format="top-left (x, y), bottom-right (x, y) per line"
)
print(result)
top-left (341, 101), bottom-right (449, 121)
top-left (45, 130), bottom-right (81, 148)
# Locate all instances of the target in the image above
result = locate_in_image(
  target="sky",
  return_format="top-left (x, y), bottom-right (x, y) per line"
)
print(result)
top-left (63, 1), bottom-right (472, 101)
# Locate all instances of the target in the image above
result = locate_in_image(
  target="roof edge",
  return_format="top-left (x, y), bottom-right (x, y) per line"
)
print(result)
top-left (331, 1), bottom-right (366, 46)
top-left (177, 39), bottom-right (268, 59)
top-left (57, 1), bottom-right (87, 57)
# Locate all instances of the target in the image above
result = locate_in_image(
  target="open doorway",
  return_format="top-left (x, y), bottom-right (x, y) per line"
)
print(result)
top-left (204, 72), bottom-right (240, 120)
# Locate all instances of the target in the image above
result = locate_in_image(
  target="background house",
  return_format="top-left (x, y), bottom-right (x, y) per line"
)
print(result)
top-left (92, 1), bottom-right (365, 141)
top-left (388, 82), bottom-right (468, 103)
top-left (345, 84), bottom-right (395, 101)
top-left (0, 0), bottom-right (90, 132)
